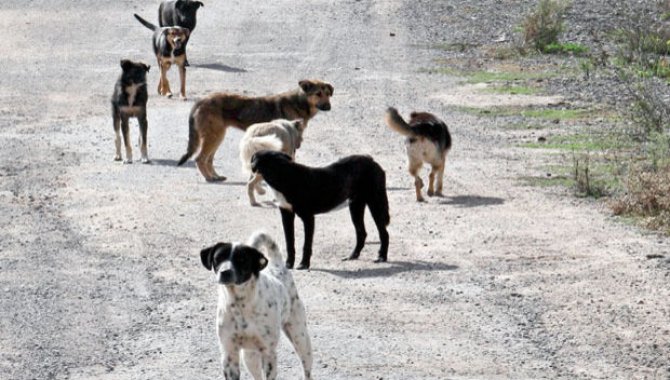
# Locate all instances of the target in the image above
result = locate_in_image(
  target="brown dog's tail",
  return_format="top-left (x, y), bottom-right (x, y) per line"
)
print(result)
top-left (177, 110), bottom-right (199, 166)
top-left (384, 107), bottom-right (416, 138)
top-left (134, 14), bottom-right (157, 31)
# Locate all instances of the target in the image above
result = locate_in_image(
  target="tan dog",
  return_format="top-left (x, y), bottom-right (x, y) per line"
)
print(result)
top-left (385, 107), bottom-right (452, 202)
top-left (177, 80), bottom-right (333, 182)
top-left (134, 14), bottom-right (190, 99)
top-left (239, 119), bottom-right (306, 206)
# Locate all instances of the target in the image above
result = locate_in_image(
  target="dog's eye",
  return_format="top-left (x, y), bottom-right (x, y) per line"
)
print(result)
top-left (316, 91), bottom-right (322, 96)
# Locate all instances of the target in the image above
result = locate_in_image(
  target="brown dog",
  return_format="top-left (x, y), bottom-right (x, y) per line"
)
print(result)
top-left (385, 107), bottom-right (452, 202)
top-left (134, 14), bottom-right (190, 99)
top-left (177, 80), bottom-right (333, 182)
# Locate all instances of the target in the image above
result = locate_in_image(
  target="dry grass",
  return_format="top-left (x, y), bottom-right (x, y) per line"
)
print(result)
top-left (611, 165), bottom-right (670, 232)
top-left (522, 0), bottom-right (570, 52)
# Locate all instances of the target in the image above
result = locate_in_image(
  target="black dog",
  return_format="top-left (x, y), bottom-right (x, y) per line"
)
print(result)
top-left (111, 59), bottom-right (150, 164)
top-left (159, 0), bottom-right (204, 31)
top-left (159, 0), bottom-right (203, 66)
top-left (251, 151), bottom-right (390, 270)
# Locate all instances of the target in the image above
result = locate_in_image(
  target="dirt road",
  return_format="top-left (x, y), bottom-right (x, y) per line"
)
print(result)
top-left (1, 1), bottom-right (668, 379)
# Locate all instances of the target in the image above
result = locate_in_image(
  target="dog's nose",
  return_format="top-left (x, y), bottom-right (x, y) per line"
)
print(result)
top-left (218, 270), bottom-right (236, 284)
top-left (318, 103), bottom-right (331, 111)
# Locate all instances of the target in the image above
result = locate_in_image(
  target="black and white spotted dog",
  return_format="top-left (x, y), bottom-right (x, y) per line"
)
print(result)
top-left (200, 231), bottom-right (313, 380)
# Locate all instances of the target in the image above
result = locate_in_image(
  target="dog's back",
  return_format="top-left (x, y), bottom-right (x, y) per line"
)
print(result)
top-left (386, 107), bottom-right (451, 153)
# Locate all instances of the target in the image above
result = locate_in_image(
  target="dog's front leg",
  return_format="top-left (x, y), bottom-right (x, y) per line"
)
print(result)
top-left (280, 208), bottom-right (296, 269)
top-left (222, 349), bottom-right (241, 380)
top-left (298, 214), bottom-right (314, 270)
top-left (113, 112), bottom-right (122, 161)
top-left (138, 113), bottom-right (150, 164)
top-left (121, 116), bottom-right (132, 164)
top-left (178, 62), bottom-right (187, 100)
top-left (263, 352), bottom-right (279, 380)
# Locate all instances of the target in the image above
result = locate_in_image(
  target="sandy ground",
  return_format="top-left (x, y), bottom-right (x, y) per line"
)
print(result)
top-left (0, 1), bottom-right (669, 379)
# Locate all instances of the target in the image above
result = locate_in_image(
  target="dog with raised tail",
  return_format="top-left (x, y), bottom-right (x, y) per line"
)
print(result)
top-left (239, 119), bottom-right (306, 206)
top-left (385, 107), bottom-right (452, 202)
top-left (200, 231), bottom-right (313, 380)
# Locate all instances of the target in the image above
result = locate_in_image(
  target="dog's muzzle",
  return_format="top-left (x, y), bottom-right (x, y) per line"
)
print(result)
top-left (317, 103), bottom-right (331, 111)
top-left (217, 270), bottom-right (237, 285)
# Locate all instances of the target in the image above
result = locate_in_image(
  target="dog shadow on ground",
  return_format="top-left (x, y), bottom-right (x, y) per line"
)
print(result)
top-left (152, 158), bottom-right (194, 167)
top-left (191, 62), bottom-right (247, 73)
top-left (438, 195), bottom-right (504, 208)
top-left (313, 260), bottom-right (458, 279)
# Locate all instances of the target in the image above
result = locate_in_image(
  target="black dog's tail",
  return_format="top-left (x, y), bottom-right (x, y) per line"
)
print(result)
top-left (177, 109), bottom-right (199, 166)
top-left (134, 14), bottom-right (157, 31)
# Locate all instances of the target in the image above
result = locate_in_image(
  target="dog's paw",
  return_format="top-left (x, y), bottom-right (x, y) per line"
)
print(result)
top-left (296, 263), bottom-right (310, 270)
top-left (250, 201), bottom-right (261, 207)
top-left (123, 159), bottom-right (133, 164)
top-left (342, 253), bottom-right (360, 261)
top-left (113, 155), bottom-right (122, 162)
top-left (434, 191), bottom-right (444, 197)
top-left (206, 175), bottom-right (227, 183)
top-left (416, 196), bottom-right (425, 202)
top-left (427, 189), bottom-right (435, 197)
top-left (180, 95), bottom-right (188, 101)
top-left (256, 186), bottom-right (266, 195)
top-left (285, 260), bottom-right (294, 269)
top-left (166, 92), bottom-right (173, 98)
top-left (373, 256), bottom-right (387, 263)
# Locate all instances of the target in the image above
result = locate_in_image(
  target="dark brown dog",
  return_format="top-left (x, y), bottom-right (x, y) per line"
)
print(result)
top-left (134, 14), bottom-right (190, 99)
top-left (177, 80), bottom-right (333, 182)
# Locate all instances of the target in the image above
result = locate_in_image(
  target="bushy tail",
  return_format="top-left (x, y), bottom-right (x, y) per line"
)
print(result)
top-left (134, 14), bottom-right (157, 31)
top-left (177, 111), bottom-right (199, 166)
top-left (384, 107), bottom-right (416, 138)
top-left (239, 135), bottom-right (283, 174)
top-left (247, 231), bottom-right (283, 263)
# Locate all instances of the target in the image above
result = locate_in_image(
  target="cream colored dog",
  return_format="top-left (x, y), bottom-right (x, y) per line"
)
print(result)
top-left (239, 119), bottom-right (305, 206)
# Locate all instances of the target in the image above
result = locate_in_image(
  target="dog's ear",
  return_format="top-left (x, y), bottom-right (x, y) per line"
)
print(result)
top-left (183, 28), bottom-right (191, 38)
top-left (120, 59), bottom-right (133, 71)
top-left (299, 80), bottom-right (315, 94)
top-left (196, 1), bottom-right (204, 8)
top-left (243, 247), bottom-right (268, 275)
top-left (200, 242), bottom-right (232, 270)
top-left (142, 63), bottom-right (150, 73)
top-left (325, 83), bottom-right (334, 96)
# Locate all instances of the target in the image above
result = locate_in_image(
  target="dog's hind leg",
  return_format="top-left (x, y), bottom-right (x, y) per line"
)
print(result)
top-left (138, 113), bottom-right (150, 164)
top-left (367, 190), bottom-right (390, 262)
top-left (121, 116), bottom-right (133, 164)
top-left (113, 112), bottom-right (122, 161)
top-left (241, 349), bottom-right (263, 380)
top-left (262, 352), bottom-right (278, 380)
top-left (434, 162), bottom-right (445, 196)
top-left (280, 208), bottom-right (296, 269)
top-left (427, 166), bottom-right (436, 196)
top-left (409, 160), bottom-right (424, 202)
top-left (343, 199), bottom-right (366, 261)
top-left (298, 214), bottom-right (314, 270)
top-left (197, 126), bottom-right (227, 182)
top-left (283, 318), bottom-right (313, 379)
top-left (247, 173), bottom-right (264, 206)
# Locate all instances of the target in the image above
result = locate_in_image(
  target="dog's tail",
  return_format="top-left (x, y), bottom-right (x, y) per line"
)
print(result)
top-left (239, 135), bottom-right (283, 174)
top-left (134, 13), bottom-right (157, 31)
top-left (177, 110), bottom-right (199, 166)
top-left (385, 107), bottom-right (416, 138)
top-left (247, 231), bottom-right (284, 263)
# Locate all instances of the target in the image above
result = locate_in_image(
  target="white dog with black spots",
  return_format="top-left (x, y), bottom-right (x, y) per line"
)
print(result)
top-left (200, 231), bottom-right (313, 380)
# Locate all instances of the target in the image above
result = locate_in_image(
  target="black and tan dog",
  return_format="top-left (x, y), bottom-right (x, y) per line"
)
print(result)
top-left (250, 151), bottom-right (390, 270)
top-left (111, 59), bottom-right (151, 164)
top-left (134, 14), bottom-right (190, 99)
top-left (177, 80), bottom-right (333, 182)
top-left (385, 107), bottom-right (452, 202)
top-left (159, 0), bottom-right (203, 66)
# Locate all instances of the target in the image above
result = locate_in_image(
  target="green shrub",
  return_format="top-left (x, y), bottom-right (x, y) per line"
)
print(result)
top-left (522, 0), bottom-right (570, 52)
